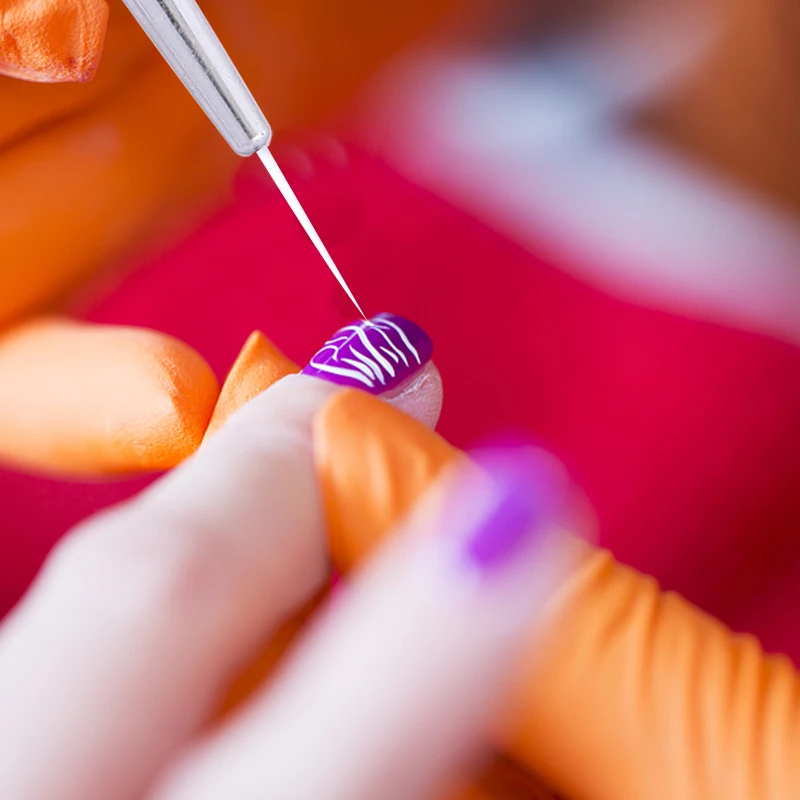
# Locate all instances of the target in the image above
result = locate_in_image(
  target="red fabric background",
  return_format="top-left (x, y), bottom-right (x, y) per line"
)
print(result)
top-left (2, 144), bottom-right (800, 663)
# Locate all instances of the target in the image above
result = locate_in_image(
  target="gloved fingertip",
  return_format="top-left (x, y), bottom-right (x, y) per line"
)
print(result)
top-left (313, 389), bottom-right (461, 571)
top-left (204, 331), bottom-right (299, 440)
top-left (148, 338), bottom-right (220, 469)
top-left (0, 0), bottom-right (109, 83)
top-left (0, 319), bottom-right (219, 475)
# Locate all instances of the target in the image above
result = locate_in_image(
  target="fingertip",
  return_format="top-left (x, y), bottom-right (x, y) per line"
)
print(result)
top-left (204, 331), bottom-right (299, 441)
top-left (0, 320), bottom-right (219, 475)
top-left (206, 325), bottom-right (440, 443)
top-left (300, 314), bottom-right (438, 422)
top-left (142, 334), bottom-right (221, 469)
top-left (382, 360), bottom-right (443, 430)
top-left (313, 389), bottom-right (461, 572)
top-left (0, 0), bottom-right (109, 83)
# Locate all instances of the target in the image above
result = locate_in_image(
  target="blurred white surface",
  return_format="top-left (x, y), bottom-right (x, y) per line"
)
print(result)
top-left (357, 20), bottom-right (800, 346)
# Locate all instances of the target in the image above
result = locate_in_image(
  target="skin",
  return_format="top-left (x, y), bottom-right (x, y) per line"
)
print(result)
top-left (0, 368), bottom-right (557, 800)
top-left (2, 345), bottom-right (800, 798)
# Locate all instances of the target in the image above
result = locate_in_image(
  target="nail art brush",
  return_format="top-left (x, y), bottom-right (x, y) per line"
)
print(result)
top-left (120, 0), bottom-right (367, 320)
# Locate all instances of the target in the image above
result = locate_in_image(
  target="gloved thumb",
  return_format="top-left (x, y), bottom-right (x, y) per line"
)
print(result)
top-left (0, 0), bottom-right (108, 83)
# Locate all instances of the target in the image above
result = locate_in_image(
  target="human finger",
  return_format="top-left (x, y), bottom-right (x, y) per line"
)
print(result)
top-left (0, 375), bottom-right (334, 799)
top-left (0, 312), bottom-right (440, 799)
top-left (152, 446), bottom-right (569, 800)
top-left (315, 389), bottom-right (800, 800)
top-left (207, 314), bottom-right (443, 439)
top-left (208, 315), bottom-right (443, 711)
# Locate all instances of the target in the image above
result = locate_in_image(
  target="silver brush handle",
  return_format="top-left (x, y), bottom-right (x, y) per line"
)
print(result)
top-left (121, 0), bottom-right (271, 156)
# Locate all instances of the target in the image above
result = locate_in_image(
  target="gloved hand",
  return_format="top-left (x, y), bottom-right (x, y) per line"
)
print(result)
top-left (0, 0), bottom-right (454, 474)
top-left (315, 389), bottom-right (800, 799)
top-left (215, 327), bottom-right (800, 800)
top-left (0, 359), bottom-right (552, 800)
top-left (3, 311), bottom-right (800, 799)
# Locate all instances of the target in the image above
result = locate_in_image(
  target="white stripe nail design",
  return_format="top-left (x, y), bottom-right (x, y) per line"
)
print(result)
top-left (306, 316), bottom-right (426, 390)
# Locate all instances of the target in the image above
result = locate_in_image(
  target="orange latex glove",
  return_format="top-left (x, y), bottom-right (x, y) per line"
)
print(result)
top-left (4, 322), bottom-right (800, 799)
top-left (200, 330), bottom-right (800, 799)
top-left (0, 0), bottom-right (454, 474)
top-left (313, 389), bottom-right (800, 799)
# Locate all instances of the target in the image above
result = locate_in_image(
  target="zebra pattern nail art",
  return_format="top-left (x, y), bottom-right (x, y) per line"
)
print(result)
top-left (302, 313), bottom-right (433, 393)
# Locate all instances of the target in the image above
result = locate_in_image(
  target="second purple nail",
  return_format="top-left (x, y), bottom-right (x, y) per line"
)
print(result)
top-left (301, 313), bottom-right (433, 394)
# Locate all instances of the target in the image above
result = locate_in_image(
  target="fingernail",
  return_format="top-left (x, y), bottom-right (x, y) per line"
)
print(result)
top-left (459, 448), bottom-right (563, 576)
top-left (301, 313), bottom-right (433, 394)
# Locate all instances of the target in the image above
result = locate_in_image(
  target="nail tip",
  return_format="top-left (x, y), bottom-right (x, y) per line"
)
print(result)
top-left (302, 313), bottom-right (433, 394)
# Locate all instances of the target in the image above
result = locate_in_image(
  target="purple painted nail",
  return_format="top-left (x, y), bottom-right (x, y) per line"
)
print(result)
top-left (302, 313), bottom-right (433, 393)
top-left (460, 448), bottom-right (563, 575)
